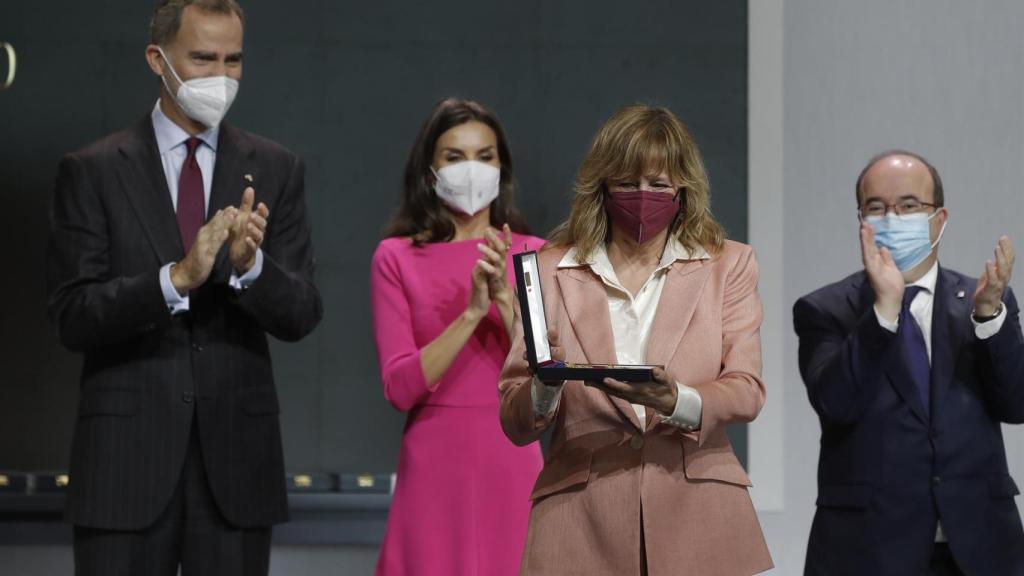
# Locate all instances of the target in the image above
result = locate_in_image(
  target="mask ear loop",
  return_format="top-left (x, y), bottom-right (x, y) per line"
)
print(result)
top-left (929, 209), bottom-right (948, 250)
top-left (429, 165), bottom-right (450, 204)
top-left (668, 187), bottom-right (686, 235)
top-left (157, 47), bottom-right (187, 89)
top-left (902, 209), bottom-right (948, 272)
top-left (601, 183), bottom-right (614, 242)
top-left (156, 47), bottom-right (190, 117)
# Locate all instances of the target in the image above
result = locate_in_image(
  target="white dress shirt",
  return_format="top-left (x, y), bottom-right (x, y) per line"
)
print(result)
top-left (873, 262), bottom-right (1006, 358)
top-left (151, 100), bottom-right (262, 313)
top-left (532, 238), bottom-right (706, 431)
top-left (873, 260), bottom-right (1006, 542)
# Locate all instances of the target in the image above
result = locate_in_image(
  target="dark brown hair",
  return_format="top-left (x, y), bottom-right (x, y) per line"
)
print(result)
top-left (150, 0), bottom-right (245, 46)
top-left (383, 97), bottom-right (530, 245)
top-left (855, 149), bottom-right (944, 207)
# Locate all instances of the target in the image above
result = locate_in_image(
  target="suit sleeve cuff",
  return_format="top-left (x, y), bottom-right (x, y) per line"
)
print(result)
top-left (531, 376), bottom-right (563, 417)
top-left (160, 263), bottom-right (189, 314)
top-left (659, 381), bottom-right (702, 431)
top-left (229, 249), bottom-right (263, 291)
top-left (874, 305), bottom-right (898, 333)
top-left (972, 301), bottom-right (1007, 339)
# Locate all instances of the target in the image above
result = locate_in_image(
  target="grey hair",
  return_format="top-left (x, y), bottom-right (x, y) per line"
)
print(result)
top-left (149, 0), bottom-right (244, 46)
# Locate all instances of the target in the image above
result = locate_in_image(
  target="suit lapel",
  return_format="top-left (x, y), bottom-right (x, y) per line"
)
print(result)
top-left (930, 268), bottom-right (970, 420)
top-left (208, 123), bottom-right (250, 216)
top-left (556, 266), bottom-right (644, 431)
top-left (848, 273), bottom-right (873, 316)
top-left (644, 260), bottom-right (713, 367)
top-left (847, 273), bottom-right (930, 424)
top-left (208, 124), bottom-right (253, 282)
top-left (115, 117), bottom-right (185, 264)
top-left (642, 259), bottom-right (712, 429)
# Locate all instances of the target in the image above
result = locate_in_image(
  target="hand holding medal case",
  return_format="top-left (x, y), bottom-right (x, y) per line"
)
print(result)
top-left (513, 251), bottom-right (659, 382)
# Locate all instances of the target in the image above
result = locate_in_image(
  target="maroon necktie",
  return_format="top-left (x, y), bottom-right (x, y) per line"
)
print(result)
top-left (176, 137), bottom-right (205, 254)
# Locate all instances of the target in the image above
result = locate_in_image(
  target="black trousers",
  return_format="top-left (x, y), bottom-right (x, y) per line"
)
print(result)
top-left (930, 543), bottom-right (965, 576)
top-left (73, 421), bottom-right (272, 576)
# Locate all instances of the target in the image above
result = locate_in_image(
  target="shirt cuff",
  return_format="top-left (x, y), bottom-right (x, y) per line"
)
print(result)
top-left (874, 305), bottom-right (899, 333)
top-left (229, 249), bottom-right (263, 291)
top-left (972, 302), bottom-right (1007, 340)
top-left (160, 263), bottom-right (190, 314)
top-left (659, 382), bottom-right (702, 431)
top-left (531, 376), bottom-right (563, 418)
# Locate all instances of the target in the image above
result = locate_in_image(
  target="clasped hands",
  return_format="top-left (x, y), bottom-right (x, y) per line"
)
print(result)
top-left (170, 187), bottom-right (269, 294)
top-left (465, 224), bottom-right (516, 319)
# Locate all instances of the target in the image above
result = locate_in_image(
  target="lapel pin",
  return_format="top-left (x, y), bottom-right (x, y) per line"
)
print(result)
top-left (956, 290), bottom-right (965, 299)
top-left (244, 173), bottom-right (254, 183)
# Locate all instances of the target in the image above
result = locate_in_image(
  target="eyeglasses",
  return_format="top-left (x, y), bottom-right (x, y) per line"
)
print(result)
top-left (858, 198), bottom-right (937, 219)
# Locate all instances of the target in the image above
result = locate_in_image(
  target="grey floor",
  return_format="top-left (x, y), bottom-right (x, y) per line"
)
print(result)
top-left (0, 545), bottom-right (380, 575)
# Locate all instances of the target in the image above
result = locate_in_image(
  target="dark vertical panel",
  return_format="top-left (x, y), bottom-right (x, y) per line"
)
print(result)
top-left (0, 1), bottom-right (747, 473)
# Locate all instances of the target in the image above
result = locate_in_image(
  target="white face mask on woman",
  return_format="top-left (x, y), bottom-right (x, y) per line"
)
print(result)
top-left (432, 160), bottom-right (501, 216)
top-left (158, 47), bottom-right (239, 128)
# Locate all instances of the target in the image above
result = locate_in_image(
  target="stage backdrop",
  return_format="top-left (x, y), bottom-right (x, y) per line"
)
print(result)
top-left (0, 1), bottom-right (748, 478)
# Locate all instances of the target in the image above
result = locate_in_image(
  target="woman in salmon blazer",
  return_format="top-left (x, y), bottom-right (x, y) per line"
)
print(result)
top-left (498, 105), bottom-right (773, 576)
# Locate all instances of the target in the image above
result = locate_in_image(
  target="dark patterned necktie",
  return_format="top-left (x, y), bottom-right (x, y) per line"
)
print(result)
top-left (900, 285), bottom-right (930, 416)
top-left (176, 137), bottom-right (205, 254)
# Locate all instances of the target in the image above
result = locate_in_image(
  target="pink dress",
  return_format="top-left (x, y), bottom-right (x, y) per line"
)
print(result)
top-left (370, 233), bottom-right (546, 576)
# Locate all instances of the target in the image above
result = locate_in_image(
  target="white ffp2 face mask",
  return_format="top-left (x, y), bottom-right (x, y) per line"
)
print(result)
top-left (158, 47), bottom-right (239, 128)
top-left (433, 160), bottom-right (501, 216)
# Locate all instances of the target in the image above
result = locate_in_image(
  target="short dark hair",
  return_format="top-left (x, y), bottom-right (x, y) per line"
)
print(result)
top-left (150, 0), bottom-right (245, 46)
top-left (383, 97), bottom-right (530, 245)
top-left (855, 149), bottom-right (944, 208)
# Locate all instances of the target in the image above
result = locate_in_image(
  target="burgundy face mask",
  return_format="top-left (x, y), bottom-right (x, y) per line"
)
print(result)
top-left (604, 190), bottom-right (681, 244)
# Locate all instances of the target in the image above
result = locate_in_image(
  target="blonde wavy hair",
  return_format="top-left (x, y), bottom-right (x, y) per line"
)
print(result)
top-left (548, 105), bottom-right (725, 262)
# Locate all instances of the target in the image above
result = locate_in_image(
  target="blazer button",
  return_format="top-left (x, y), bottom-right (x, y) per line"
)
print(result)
top-left (932, 475), bottom-right (941, 486)
top-left (191, 343), bottom-right (203, 352)
top-left (182, 391), bottom-right (194, 403)
top-left (630, 435), bottom-right (644, 450)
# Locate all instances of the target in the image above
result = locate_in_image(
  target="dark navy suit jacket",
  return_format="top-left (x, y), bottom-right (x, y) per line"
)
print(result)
top-left (47, 117), bottom-right (323, 530)
top-left (794, 267), bottom-right (1024, 576)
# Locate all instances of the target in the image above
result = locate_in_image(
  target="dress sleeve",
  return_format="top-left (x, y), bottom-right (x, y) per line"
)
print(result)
top-left (370, 241), bottom-right (432, 412)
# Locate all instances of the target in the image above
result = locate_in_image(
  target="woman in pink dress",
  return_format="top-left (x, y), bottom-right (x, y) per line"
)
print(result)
top-left (370, 97), bottom-right (545, 575)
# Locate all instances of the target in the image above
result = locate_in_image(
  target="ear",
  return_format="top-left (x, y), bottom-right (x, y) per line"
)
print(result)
top-left (144, 44), bottom-right (165, 77)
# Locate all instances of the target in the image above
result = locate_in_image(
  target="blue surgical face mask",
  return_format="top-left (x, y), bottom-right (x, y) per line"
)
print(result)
top-left (865, 211), bottom-right (946, 272)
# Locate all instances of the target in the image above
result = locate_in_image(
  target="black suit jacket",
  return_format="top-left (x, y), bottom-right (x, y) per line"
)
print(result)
top-left (794, 267), bottom-right (1024, 575)
top-left (47, 116), bottom-right (323, 530)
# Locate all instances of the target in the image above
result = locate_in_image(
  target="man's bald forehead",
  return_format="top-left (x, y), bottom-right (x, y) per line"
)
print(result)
top-left (855, 149), bottom-right (944, 207)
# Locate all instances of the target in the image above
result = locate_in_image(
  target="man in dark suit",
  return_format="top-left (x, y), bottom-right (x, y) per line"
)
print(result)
top-left (794, 150), bottom-right (1024, 576)
top-left (46, 1), bottom-right (322, 574)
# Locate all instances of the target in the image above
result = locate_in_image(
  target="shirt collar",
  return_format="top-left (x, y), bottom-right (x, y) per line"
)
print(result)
top-left (908, 260), bottom-right (939, 294)
top-left (151, 99), bottom-right (219, 155)
top-left (557, 238), bottom-right (710, 271)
